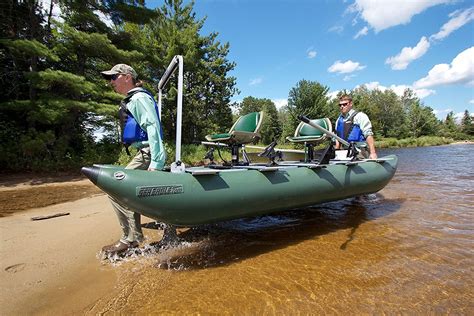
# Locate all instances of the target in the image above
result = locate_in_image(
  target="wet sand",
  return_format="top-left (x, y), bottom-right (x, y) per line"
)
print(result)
top-left (0, 177), bottom-right (164, 314)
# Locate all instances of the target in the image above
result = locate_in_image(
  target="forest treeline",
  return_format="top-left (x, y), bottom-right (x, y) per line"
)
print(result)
top-left (1, 0), bottom-right (472, 172)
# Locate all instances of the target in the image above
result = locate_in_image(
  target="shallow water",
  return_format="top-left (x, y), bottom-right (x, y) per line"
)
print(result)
top-left (91, 144), bottom-right (473, 314)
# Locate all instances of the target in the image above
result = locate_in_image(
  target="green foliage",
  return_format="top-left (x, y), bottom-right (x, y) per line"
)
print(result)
top-left (461, 110), bottom-right (473, 136)
top-left (0, 39), bottom-right (59, 61)
top-left (400, 90), bottom-right (439, 138)
top-left (283, 80), bottom-right (332, 142)
top-left (376, 136), bottom-right (453, 148)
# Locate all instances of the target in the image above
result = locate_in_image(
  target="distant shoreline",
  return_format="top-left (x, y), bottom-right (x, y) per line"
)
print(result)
top-left (449, 140), bottom-right (474, 145)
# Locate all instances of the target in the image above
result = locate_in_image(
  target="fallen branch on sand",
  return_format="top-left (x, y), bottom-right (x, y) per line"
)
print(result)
top-left (31, 212), bottom-right (70, 221)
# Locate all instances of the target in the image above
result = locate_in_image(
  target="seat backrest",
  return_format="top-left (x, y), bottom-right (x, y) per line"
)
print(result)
top-left (231, 111), bottom-right (263, 133)
top-left (295, 117), bottom-right (332, 138)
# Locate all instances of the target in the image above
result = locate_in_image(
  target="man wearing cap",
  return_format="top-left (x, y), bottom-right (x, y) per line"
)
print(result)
top-left (335, 95), bottom-right (377, 159)
top-left (100, 64), bottom-right (168, 255)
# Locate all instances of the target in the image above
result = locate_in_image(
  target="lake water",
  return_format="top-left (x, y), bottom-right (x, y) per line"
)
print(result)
top-left (90, 144), bottom-right (473, 314)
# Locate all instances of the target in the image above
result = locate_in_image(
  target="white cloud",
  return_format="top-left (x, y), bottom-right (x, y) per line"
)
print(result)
top-left (307, 50), bottom-right (317, 59)
top-left (355, 81), bottom-right (435, 99)
top-left (327, 91), bottom-right (340, 100)
top-left (328, 60), bottom-right (366, 74)
top-left (343, 74), bottom-right (355, 81)
top-left (328, 25), bottom-right (344, 34)
top-left (249, 77), bottom-right (263, 86)
top-left (348, 0), bottom-right (451, 33)
top-left (433, 108), bottom-right (453, 119)
top-left (354, 26), bottom-right (368, 39)
top-left (430, 7), bottom-right (474, 41)
top-left (432, 109), bottom-right (466, 121)
top-left (414, 47), bottom-right (474, 88)
top-left (272, 99), bottom-right (288, 110)
top-left (385, 36), bottom-right (430, 70)
top-left (469, 99), bottom-right (474, 104)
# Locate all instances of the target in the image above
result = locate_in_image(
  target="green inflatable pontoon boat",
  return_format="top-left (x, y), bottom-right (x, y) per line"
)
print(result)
top-left (82, 156), bottom-right (397, 226)
top-left (82, 55), bottom-right (398, 227)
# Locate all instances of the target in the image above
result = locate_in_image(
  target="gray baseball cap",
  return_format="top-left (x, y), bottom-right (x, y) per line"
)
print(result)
top-left (101, 64), bottom-right (138, 79)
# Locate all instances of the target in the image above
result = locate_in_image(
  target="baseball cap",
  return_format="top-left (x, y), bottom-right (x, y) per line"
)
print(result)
top-left (101, 64), bottom-right (138, 79)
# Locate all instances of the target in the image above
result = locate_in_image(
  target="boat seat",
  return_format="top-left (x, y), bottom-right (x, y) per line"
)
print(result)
top-left (205, 111), bottom-right (264, 165)
top-left (286, 117), bottom-right (332, 143)
top-left (206, 111), bottom-right (263, 144)
top-left (286, 117), bottom-right (332, 163)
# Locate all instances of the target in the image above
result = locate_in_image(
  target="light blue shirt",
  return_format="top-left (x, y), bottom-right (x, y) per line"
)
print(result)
top-left (126, 88), bottom-right (166, 169)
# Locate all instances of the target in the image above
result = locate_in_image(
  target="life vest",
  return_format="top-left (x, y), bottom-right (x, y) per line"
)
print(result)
top-left (119, 88), bottom-right (162, 147)
top-left (336, 111), bottom-right (366, 143)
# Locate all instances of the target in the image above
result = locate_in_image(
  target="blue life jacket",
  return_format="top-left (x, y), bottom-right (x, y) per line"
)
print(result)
top-left (336, 111), bottom-right (366, 143)
top-left (119, 88), bottom-right (162, 146)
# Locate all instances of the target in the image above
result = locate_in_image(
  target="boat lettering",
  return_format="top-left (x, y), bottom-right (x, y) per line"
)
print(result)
top-left (136, 185), bottom-right (184, 197)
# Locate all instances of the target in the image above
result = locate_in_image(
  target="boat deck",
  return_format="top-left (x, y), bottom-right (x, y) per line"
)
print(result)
top-left (185, 158), bottom-right (393, 176)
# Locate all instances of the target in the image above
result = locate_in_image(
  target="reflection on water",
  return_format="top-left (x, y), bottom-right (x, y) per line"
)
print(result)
top-left (90, 144), bottom-right (474, 314)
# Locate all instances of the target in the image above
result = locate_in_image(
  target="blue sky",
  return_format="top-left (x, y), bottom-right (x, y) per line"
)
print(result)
top-left (147, 0), bottom-right (474, 119)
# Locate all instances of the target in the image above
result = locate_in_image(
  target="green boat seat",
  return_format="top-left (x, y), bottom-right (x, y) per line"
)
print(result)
top-left (286, 117), bottom-right (332, 144)
top-left (205, 111), bottom-right (263, 145)
top-left (205, 111), bottom-right (264, 165)
top-left (286, 117), bottom-right (333, 163)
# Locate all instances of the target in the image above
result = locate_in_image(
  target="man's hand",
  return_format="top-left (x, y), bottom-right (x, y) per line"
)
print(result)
top-left (148, 167), bottom-right (157, 171)
top-left (369, 152), bottom-right (378, 159)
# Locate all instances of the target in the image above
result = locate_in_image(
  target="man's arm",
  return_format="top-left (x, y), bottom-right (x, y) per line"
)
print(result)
top-left (355, 112), bottom-right (377, 159)
top-left (366, 135), bottom-right (377, 159)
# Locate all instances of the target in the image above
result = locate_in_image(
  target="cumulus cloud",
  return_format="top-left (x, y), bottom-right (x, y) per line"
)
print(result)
top-left (307, 48), bottom-right (317, 59)
top-left (355, 81), bottom-right (435, 99)
top-left (354, 26), bottom-right (368, 39)
top-left (385, 36), bottom-right (430, 70)
top-left (348, 0), bottom-right (451, 33)
top-left (414, 47), bottom-right (474, 88)
top-left (272, 99), bottom-right (288, 110)
top-left (249, 77), bottom-right (263, 86)
top-left (430, 7), bottom-right (474, 41)
top-left (328, 60), bottom-right (366, 74)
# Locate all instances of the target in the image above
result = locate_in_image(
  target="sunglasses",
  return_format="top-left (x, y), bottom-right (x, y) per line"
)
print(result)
top-left (339, 102), bottom-right (349, 107)
top-left (110, 74), bottom-right (122, 81)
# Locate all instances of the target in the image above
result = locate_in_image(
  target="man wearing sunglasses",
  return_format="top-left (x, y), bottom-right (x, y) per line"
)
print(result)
top-left (100, 64), bottom-right (171, 255)
top-left (335, 95), bottom-right (377, 159)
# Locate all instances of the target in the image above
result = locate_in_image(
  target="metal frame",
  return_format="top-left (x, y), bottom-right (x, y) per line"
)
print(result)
top-left (158, 55), bottom-right (184, 173)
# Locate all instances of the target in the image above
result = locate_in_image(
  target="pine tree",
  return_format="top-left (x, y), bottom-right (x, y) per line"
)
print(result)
top-left (461, 110), bottom-right (473, 136)
top-left (0, 0), bottom-right (159, 171)
top-left (127, 0), bottom-right (237, 144)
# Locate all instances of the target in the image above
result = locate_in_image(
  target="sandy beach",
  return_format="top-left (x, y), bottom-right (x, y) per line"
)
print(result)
top-left (0, 175), bottom-right (163, 314)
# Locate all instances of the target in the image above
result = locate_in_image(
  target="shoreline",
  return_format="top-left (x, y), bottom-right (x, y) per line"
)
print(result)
top-left (0, 192), bottom-right (163, 315)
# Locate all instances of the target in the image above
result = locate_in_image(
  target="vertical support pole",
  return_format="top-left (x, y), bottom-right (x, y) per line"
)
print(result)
top-left (175, 55), bottom-right (183, 163)
top-left (158, 89), bottom-right (162, 119)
